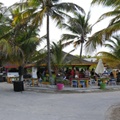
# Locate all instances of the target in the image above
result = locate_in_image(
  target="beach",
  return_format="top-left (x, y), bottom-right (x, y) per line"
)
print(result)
top-left (108, 105), bottom-right (120, 120)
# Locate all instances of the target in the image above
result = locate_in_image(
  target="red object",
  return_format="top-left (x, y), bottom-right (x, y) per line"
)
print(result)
top-left (57, 83), bottom-right (64, 90)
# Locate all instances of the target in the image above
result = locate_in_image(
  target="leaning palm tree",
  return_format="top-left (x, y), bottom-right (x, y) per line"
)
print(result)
top-left (11, 0), bottom-right (85, 84)
top-left (86, 0), bottom-right (120, 52)
top-left (60, 11), bottom-right (92, 59)
top-left (96, 35), bottom-right (120, 68)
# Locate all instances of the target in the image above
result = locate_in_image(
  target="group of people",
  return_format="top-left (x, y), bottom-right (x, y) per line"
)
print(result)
top-left (36, 66), bottom-right (120, 86)
top-left (36, 67), bottom-right (93, 83)
top-left (64, 67), bottom-right (92, 80)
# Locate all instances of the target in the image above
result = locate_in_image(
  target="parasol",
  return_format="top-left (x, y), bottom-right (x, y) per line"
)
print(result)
top-left (95, 59), bottom-right (104, 74)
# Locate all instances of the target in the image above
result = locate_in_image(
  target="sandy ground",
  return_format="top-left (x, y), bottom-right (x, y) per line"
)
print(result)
top-left (107, 105), bottom-right (120, 120)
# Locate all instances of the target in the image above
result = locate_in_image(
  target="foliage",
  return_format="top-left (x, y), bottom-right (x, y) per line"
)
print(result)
top-left (11, 0), bottom-right (85, 81)
top-left (51, 40), bottom-right (74, 75)
top-left (60, 11), bottom-right (92, 59)
top-left (91, 0), bottom-right (120, 7)
top-left (96, 35), bottom-right (120, 68)
top-left (86, 0), bottom-right (120, 52)
top-left (56, 79), bottom-right (70, 85)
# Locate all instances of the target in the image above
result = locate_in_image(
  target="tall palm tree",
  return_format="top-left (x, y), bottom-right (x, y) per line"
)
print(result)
top-left (60, 11), bottom-right (92, 59)
top-left (11, 0), bottom-right (85, 84)
top-left (86, 0), bottom-right (120, 52)
top-left (96, 35), bottom-right (120, 68)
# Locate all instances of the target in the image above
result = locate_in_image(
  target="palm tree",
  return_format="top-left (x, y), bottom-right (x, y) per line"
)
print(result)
top-left (86, 0), bottom-right (120, 52)
top-left (96, 35), bottom-right (120, 68)
top-left (0, 5), bottom-right (43, 80)
top-left (60, 11), bottom-right (92, 59)
top-left (0, 3), bottom-right (12, 39)
top-left (0, 3), bottom-right (14, 65)
top-left (51, 40), bottom-right (74, 75)
top-left (11, 0), bottom-right (85, 84)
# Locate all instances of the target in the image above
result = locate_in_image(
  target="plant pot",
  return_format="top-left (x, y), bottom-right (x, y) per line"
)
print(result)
top-left (57, 83), bottom-right (64, 90)
top-left (100, 83), bottom-right (106, 89)
top-left (13, 81), bottom-right (24, 92)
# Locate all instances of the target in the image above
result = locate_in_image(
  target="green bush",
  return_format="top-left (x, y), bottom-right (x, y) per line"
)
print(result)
top-left (56, 79), bottom-right (70, 85)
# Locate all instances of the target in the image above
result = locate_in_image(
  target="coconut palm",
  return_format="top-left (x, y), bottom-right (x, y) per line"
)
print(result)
top-left (0, 3), bottom-right (14, 65)
top-left (51, 40), bottom-right (74, 75)
top-left (60, 11), bottom-right (92, 59)
top-left (86, 0), bottom-right (120, 52)
top-left (0, 25), bottom-right (42, 80)
top-left (0, 3), bottom-right (12, 39)
top-left (96, 35), bottom-right (120, 68)
top-left (0, 6), bottom-right (43, 80)
top-left (11, 0), bottom-right (85, 84)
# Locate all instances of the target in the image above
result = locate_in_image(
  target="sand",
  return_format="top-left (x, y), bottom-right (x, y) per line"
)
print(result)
top-left (107, 104), bottom-right (120, 120)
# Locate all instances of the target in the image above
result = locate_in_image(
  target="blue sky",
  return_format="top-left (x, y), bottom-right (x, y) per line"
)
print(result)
top-left (1, 0), bottom-right (112, 55)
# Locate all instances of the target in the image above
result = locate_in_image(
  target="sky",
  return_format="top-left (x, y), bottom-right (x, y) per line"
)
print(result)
top-left (1, 0), bottom-right (112, 56)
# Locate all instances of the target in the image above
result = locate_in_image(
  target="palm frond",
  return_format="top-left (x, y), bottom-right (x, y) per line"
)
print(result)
top-left (91, 0), bottom-right (120, 7)
top-left (54, 2), bottom-right (85, 14)
top-left (61, 34), bottom-right (79, 41)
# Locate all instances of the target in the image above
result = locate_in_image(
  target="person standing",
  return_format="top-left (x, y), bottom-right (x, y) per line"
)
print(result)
top-left (75, 67), bottom-right (79, 79)
top-left (84, 68), bottom-right (90, 78)
top-left (117, 71), bottom-right (120, 85)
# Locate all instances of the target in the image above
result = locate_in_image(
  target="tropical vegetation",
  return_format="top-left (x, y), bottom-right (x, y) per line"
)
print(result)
top-left (0, 0), bottom-right (120, 82)
top-left (10, 0), bottom-right (85, 83)
top-left (96, 35), bottom-right (120, 68)
top-left (60, 11), bottom-right (92, 59)
top-left (51, 40), bottom-right (74, 75)
top-left (86, 0), bottom-right (120, 53)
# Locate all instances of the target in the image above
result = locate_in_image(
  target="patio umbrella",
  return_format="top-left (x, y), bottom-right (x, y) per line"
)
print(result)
top-left (95, 59), bottom-right (104, 74)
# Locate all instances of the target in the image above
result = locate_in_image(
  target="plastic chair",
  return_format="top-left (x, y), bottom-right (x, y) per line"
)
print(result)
top-left (80, 80), bottom-right (85, 88)
top-left (109, 79), bottom-right (116, 85)
top-left (89, 79), bottom-right (96, 85)
top-left (71, 80), bottom-right (78, 87)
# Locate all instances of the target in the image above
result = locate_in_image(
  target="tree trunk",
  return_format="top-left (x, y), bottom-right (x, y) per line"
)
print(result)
top-left (46, 13), bottom-right (53, 84)
top-left (80, 42), bottom-right (83, 60)
top-left (80, 36), bottom-right (84, 60)
top-left (18, 66), bottom-right (24, 81)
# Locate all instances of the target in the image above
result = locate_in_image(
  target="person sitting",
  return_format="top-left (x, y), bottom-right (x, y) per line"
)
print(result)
top-left (108, 72), bottom-right (116, 85)
top-left (84, 68), bottom-right (90, 78)
top-left (75, 67), bottom-right (79, 79)
top-left (70, 67), bottom-right (75, 78)
top-left (37, 70), bottom-right (43, 84)
top-left (90, 68), bottom-right (95, 78)
top-left (79, 69), bottom-right (85, 78)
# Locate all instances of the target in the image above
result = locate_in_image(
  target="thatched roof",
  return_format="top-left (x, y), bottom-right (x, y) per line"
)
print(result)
top-left (62, 51), bottom-right (97, 66)
top-left (3, 51), bottom-right (96, 68)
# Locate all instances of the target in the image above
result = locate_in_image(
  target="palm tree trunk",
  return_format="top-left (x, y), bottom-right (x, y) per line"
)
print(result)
top-left (80, 42), bottom-right (83, 60)
top-left (18, 66), bottom-right (24, 81)
top-left (80, 36), bottom-right (84, 60)
top-left (47, 13), bottom-right (53, 84)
